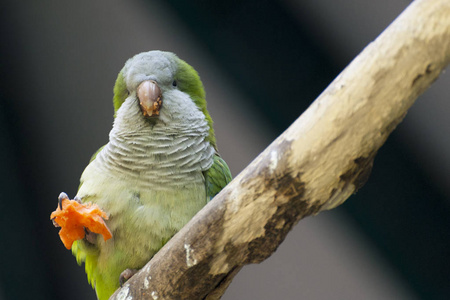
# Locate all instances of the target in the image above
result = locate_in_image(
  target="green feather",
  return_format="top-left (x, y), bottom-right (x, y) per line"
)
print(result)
top-left (175, 58), bottom-right (217, 148)
top-left (205, 154), bottom-right (232, 201)
top-left (112, 71), bottom-right (127, 118)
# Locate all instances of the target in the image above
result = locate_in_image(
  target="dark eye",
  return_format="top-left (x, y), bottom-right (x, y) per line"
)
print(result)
top-left (172, 80), bottom-right (177, 87)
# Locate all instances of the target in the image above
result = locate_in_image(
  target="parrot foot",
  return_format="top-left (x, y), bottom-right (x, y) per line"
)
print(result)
top-left (57, 192), bottom-right (82, 210)
top-left (119, 268), bottom-right (138, 287)
top-left (56, 192), bottom-right (97, 244)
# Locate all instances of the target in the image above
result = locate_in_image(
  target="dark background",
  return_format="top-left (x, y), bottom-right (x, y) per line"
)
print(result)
top-left (1, 0), bottom-right (449, 299)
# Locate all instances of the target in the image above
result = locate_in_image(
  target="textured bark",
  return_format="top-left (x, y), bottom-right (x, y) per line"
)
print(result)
top-left (111, 0), bottom-right (450, 299)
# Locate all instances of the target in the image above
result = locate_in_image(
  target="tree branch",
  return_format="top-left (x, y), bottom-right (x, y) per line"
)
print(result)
top-left (111, 0), bottom-right (450, 299)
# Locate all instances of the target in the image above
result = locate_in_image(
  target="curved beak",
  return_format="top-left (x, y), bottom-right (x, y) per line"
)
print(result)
top-left (137, 80), bottom-right (162, 117)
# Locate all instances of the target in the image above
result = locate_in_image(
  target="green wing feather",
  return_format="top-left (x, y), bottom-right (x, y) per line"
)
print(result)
top-left (73, 145), bottom-right (108, 299)
top-left (205, 154), bottom-right (232, 201)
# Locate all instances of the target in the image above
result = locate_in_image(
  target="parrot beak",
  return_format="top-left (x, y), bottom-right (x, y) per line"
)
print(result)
top-left (137, 80), bottom-right (162, 117)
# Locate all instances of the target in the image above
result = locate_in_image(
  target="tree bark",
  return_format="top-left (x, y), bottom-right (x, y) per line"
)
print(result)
top-left (111, 0), bottom-right (450, 299)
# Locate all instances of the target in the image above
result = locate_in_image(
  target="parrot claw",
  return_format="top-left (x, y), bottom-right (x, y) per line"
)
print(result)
top-left (73, 196), bottom-right (82, 203)
top-left (58, 192), bottom-right (69, 210)
top-left (51, 218), bottom-right (59, 227)
top-left (119, 268), bottom-right (138, 287)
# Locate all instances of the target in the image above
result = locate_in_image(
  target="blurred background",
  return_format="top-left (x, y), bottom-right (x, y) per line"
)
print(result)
top-left (1, 0), bottom-right (449, 299)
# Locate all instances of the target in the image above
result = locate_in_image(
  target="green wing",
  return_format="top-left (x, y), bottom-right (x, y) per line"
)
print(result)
top-left (204, 154), bottom-right (232, 201)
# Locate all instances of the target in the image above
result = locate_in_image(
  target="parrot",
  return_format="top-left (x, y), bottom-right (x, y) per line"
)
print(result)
top-left (67, 50), bottom-right (232, 300)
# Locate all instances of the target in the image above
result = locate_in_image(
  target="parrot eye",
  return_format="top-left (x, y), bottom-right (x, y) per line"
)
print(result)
top-left (172, 80), bottom-right (177, 87)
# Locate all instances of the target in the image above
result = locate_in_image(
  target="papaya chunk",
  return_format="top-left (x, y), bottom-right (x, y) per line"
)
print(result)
top-left (51, 197), bottom-right (112, 249)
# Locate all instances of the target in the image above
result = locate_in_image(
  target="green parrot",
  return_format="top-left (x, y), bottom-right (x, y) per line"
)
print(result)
top-left (67, 51), bottom-right (232, 300)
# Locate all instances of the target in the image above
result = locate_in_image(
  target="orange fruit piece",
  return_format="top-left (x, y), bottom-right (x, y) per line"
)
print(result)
top-left (50, 198), bottom-right (112, 249)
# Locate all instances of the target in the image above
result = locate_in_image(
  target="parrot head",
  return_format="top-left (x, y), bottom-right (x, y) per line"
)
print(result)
top-left (112, 51), bottom-right (216, 148)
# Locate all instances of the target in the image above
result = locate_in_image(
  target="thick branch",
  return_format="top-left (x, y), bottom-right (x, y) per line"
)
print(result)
top-left (111, 0), bottom-right (450, 299)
